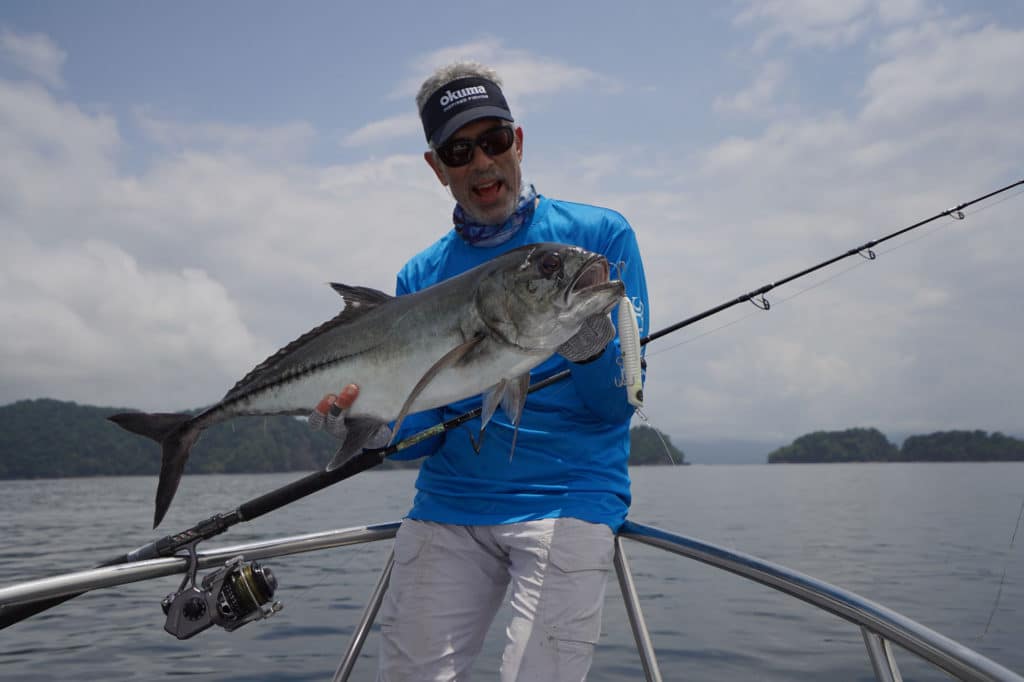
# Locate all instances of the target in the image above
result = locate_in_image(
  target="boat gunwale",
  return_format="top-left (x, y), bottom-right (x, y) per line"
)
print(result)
top-left (1, 519), bottom-right (1020, 682)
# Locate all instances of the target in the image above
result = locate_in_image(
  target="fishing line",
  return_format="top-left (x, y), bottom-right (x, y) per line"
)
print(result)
top-left (648, 184), bottom-right (1024, 358)
top-left (633, 411), bottom-right (678, 465)
top-left (980, 494), bottom-right (1024, 638)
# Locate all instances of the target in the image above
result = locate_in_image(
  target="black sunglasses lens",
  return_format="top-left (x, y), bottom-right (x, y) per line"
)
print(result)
top-left (478, 127), bottom-right (514, 156)
top-left (438, 127), bottom-right (514, 167)
top-left (438, 140), bottom-right (473, 167)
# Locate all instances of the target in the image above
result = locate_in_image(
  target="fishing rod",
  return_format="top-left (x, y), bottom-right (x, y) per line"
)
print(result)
top-left (2, 177), bottom-right (1021, 632)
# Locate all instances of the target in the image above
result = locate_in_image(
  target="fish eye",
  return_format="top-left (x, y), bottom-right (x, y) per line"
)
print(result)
top-left (539, 252), bottom-right (562, 277)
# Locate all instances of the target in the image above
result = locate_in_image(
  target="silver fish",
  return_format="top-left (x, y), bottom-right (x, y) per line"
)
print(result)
top-left (109, 243), bottom-right (625, 527)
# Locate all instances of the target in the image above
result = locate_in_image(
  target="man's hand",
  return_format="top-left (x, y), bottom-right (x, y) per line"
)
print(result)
top-left (557, 314), bottom-right (616, 364)
top-left (308, 384), bottom-right (361, 440)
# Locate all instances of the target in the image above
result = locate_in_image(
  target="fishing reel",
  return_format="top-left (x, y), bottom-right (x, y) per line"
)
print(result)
top-left (161, 542), bottom-right (282, 640)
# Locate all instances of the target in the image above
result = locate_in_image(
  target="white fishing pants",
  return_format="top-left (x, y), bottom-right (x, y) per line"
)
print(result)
top-left (377, 517), bottom-right (615, 682)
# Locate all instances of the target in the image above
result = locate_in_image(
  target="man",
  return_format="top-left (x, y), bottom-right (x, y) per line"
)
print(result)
top-left (312, 62), bottom-right (649, 681)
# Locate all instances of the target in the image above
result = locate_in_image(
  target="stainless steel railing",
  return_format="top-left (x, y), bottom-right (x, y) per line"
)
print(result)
top-left (617, 521), bottom-right (1022, 682)
top-left (1, 520), bottom-right (1020, 682)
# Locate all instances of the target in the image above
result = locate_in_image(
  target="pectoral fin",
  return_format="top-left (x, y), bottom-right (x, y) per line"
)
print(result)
top-left (502, 373), bottom-right (530, 461)
top-left (481, 379), bottom-right (507, 432)
top-left (326, 417), bottom-right (390, 471)
top-left (390, 334), bottom-right (484, 441)
top-left (471, 378), bottom-right (509, 454)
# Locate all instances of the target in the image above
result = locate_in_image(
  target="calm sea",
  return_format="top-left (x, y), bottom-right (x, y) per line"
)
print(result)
top-left (1, 464), bottom-right (1022, 681)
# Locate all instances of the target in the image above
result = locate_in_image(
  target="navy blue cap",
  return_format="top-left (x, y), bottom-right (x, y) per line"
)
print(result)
top-left (420, 76), bottom-right (513, 147)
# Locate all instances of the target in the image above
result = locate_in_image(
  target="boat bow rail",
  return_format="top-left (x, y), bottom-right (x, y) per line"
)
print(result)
top-left (1, 519), bottom-right (1020, 682)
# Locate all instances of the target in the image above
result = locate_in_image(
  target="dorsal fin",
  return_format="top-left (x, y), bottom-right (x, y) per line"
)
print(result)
top-left (329, 283), bottom-right (394, 308)
top-left (223, 285), bottom-right (394, 400)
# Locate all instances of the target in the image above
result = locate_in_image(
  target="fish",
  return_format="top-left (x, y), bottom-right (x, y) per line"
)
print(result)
top-left (109, 242), bottom-right (625, 527)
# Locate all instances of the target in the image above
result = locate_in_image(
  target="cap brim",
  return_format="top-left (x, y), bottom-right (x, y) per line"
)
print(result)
top-left (430, 106), bottom-right (514, 147)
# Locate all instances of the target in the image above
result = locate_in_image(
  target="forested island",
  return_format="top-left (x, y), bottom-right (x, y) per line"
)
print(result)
top-left (0, 399), bottom-right (686, 478)
top-left (767, 427), bottom-right (1024, 463)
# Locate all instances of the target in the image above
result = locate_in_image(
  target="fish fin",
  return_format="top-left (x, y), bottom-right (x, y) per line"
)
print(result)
top-left (108, 412), bottom-right (200, 528)
top-left (224, 286), bottom-right (394, 401)
top-left (328, 283), bottom-right (394, 308)
top-left (391, 334), bottom-right (484, 438)
top-left (325, 418), bottom-right (388, 471)
top-left (472, 379), bottom-right (510, 454)
top-left (480, 379), bottom-right (508, 432)
top-left (501, 374), bottom-right (530, 461)
top-left (461, 423), bottom-right (487, 453)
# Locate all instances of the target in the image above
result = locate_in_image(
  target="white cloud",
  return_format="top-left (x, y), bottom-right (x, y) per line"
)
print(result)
top-left (876, 0), bottom-right (929, 25)
top-left (346, 40), bottom-right (617, 148)
top-left (0, 234), bottom-right (263, 409)
top-left (0, 79), bottom-right (120, 231)
top-left (0, 70), bottom-right (452, 412)
top-left (714, 61), bottom-right (787, 115)
top-left (137, 112), bottom-right (316, 161)
top-left (342, 113), bottom-right (420, 147)
top-left (0, 28), bottom-right (66, 88)
top-left (398, 38), bottom-right (617, 98)
top-left (862, 22), bottom-right (1024, 124)
top-left (736, 0), bottom-right (873, 49)
top-left (735, 0), bottom-right (929, 50)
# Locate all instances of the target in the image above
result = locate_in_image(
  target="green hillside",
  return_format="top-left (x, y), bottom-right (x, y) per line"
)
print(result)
top-left (0, 399), bottom-right (684, 477)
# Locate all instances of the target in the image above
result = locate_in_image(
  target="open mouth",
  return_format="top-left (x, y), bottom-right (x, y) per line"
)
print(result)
top-left (567, 256), bottom-right (611, 298)
top-left (472, 179), bottom-right (504, 202)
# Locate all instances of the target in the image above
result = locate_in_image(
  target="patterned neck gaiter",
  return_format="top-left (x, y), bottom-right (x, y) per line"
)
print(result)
top-left (453, 183), bottom-right (538, 247)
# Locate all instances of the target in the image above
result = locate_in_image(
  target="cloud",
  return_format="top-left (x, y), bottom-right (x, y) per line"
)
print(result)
top-left (398, 38), bottom-right (619, 98)
top-left (0, 79), bottom-right (120, 228)
top-left (862, 21), bottom-right (1024, 124)
top-left (0, 28), bottom-right (66, 88)
top-left (342, 113), bottom-right (420, 147)
top-left (0, 234), bottom-right (263, 409)
top-left (0, 70), bottom-right (452, 412)
top-left (373, 38), bottom-right (620, 139)
top-left (137, 111), bottom-right (317, 161)
top-left (735, 0), bottom-right (929, 50)
top-left (714, 61), bottom-right (787, 115)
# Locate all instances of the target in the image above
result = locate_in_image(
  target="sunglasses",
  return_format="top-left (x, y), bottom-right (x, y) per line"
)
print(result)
top-left (434, 125), bottom-right (515, 167)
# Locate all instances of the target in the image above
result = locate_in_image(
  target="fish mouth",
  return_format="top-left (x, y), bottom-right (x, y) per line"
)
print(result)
top-left (566, 256), bottom-right (623, 308)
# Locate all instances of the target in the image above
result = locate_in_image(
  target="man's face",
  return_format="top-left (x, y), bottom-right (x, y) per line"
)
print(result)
top-left (424, 117), bottom-right (524, 226)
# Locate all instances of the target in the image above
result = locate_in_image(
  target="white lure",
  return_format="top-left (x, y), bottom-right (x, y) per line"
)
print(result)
top-left (616, 296), bottom-right (644, 408)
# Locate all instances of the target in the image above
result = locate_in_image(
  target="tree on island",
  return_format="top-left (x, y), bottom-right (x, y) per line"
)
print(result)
top-left (768, 427), bottom-right (1024, 463)
top-left (901, 430), bottom-right (1024, 462)
top-left (768, 428), bottom-right (898, 463)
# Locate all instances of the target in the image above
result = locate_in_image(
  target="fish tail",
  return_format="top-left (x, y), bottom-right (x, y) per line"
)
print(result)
top-left (108, 411), bottom-right (200, 528)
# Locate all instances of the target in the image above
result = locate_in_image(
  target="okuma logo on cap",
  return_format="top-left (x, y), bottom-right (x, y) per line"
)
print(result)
top-left (439, 85), bottom-right (488, 108)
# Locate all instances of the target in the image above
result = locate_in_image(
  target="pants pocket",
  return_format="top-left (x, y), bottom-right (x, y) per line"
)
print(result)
top-left (542, 519), bottom-right (614, 647)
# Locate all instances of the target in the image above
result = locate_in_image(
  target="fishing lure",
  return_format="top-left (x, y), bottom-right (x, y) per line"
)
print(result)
top-left (617, 296), bottom-right (644, 408)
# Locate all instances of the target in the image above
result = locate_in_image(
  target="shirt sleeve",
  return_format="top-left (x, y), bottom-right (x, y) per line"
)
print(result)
top-left (387, 267), bottom-right (446, 461)
top-left (568, 219), bottom-right (650, 424)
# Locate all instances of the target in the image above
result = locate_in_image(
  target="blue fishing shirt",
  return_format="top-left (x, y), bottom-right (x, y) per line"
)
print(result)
top-left (391, 195), bottom-right (650, 532)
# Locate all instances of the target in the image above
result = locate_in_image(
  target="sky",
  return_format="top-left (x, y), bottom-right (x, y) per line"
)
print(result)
top-left (1, 0), bottom-right (1022, 445)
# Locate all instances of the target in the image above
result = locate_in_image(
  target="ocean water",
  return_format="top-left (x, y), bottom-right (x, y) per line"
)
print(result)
top-left (1, 463), bottom-right (1022, 681)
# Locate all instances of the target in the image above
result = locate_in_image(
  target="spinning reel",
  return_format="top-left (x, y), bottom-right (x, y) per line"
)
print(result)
top-left (161, 542), bottom-right (282, 640)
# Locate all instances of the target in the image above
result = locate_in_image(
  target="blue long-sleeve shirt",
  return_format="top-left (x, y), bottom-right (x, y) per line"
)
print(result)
top-left (391, 195), bottom-right (650, 531)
